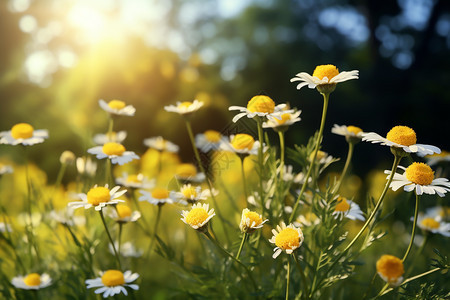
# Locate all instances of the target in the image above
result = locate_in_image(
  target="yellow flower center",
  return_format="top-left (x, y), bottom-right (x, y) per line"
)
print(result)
top-left (101, 270), bottom-right (125, 287)
top-left (185, 207), bottom-right (209, 226)
top-left (430, 150), bottom-right (449, 158)
top-left (116, 204), bottom-right (132, 219)
top-left (347, 125), bottom-right (362, 135)
top-left (376, 255), bottom-right (404, 280)
top-left (151, 188), bottom-right (169, 199)
top-left (335, 197), bottom-right (350, 212)
top-left (11, 123), bottom-right (34, 139)
top-left (24, 273), bottom-right (41, 286)
top-left (247, 95), bottom-right (275, 113)
top-left (182, 186), bottom-right (198, 199)
top-left (204, 130), bottom-right (221, 143)
top-left (312, 64), bottom-right (339, 80)
top-left (421, 217), bottom-right (440, 229)
top-left (386, 126), bottom-right (417, 146)
top-left (405, 162), bottom-right (434, 185)
top-left (231, 134), bottom-right (255, 150)
top-left (244, 211), bottom-right (263, 226)
top-left (275, 113), bottom-right (292, 125)
top-left (87, 187), bottom-right (110, 206)
top-left (108, 100), bottom-right (126, 110)
top-left (127, 174), bottom-right (141, 184)
top-left (179, 101), bottom-right (192, 109)
top-left (275, 228), bottom-right (300, 250)
top-left (102, 142), bottom-right (126, 156)
top-left (310, 150), bottom-right (326, 161)
top-left (176, 164), bottom-right (197, 177)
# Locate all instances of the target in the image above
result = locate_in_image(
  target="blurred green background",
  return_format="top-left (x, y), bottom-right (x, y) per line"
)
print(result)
top-left (1, 0), bottom-right (449, 179)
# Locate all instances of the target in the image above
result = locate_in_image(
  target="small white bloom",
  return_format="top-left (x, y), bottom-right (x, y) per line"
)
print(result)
top-left (115, 172), bottom-right (155, 189)
top-left (175, 184), bottom-right (209, 205)
top-left (93, 131), bottom-right (127, 145)
top-left (262, 110), bottom-right (301, 129)
top-left (109, 242), bottom-right (143, 257)
top-left (85, 270), bottom-right (139, 298)
top-left (88, 142), bottom-right (139, 165)
top-left (139, 188), bottom-right (176, 206)
top-left (416, 214), bottom-right (450, 237)
top-left (290, 64), bottom-right (359, 90)
top-left (331, 124), bottom-right (364, 141)
top-left (220, 134), bottom-right (260, 156)
top-left (108, 204), bottom-right (141, 223)
top-left (11, 273), bottom-right (52, 290)
top-left (143, 136), bottom-right (179, 153)
top-left (48, 207), bottom-right (86, 226)
top-left (269, 222), bottom-right (304, 259)
top-left (174, 163), bottom-right (206, 183)
top-left (425, 151), bottom-right (450, 166)
top-left (195, 130), bottom-right (225, 152)
top-left (0, 123), bottom-right (48, 146)
top-left (99, 99), bottom-right (135, 116)
top-left (239, 208), bottom-right (268, 233)
top-left (68, 185), bottom-right (126, 211)
top-left (332, 197), bottom-right (365, 221)
top-left (229, 95), bottom-right (292, 123)
top-left (181, 203), bottom-right (215, 230)
top-left (164, 100), bottom-right (203, 115)
top-left (76, 156), bottom-right (97, 176)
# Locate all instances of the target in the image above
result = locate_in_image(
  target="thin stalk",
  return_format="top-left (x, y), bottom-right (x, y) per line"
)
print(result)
top-left (118, 223), bottom-right (123, 257)
top-left (99, 209), bottom-right (122, 269)
top-left (309, 250), bottom-right (323, 298)
top-left (311, 154), bottom-right (402, 296)
top-left (108, 117), bottom-right (114, 136)
top-left (105, 159), bottom-right (112, 186)
top-left (404, 233), bottom-right (428, 277)
top-left (402, 194), bottom-right (420, 262)
top-left (157, 150), bottom-right (163, 176)
top-left (278, 131), bottom-right (286, 182)
top-left (293, 254), bottom-right (310, 299)
top-left (239, 156), bottom-right (249, 202)
top-left (235, 232), bottom-right (247, 260)
top-left (333, 142), bottom-right (355, 194)
top-left (147, 205), bottom-right (162, 256)
top-left (256, 117), bottom-right (266, 217)
top-left (289, 92), bottom-right (330, 223)
top-left (286, 257), bottom-right (290, 300)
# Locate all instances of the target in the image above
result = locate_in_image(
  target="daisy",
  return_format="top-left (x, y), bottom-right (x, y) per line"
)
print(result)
top-left (109, 242), bottom-right (143, 258)
top-left (220, 134), bottom-right (260, 156)
top-left (229, 95), bottom-right (292, 123)
top-left (290, 64), bottom-right (359, 92)
top-left (93, 131), bottom-right (127, 145)
top-left (416, 214), bottom-right (450, 237)
top-left (385, 162), bottom-right (450, 196)
top-left (115, 172), bottom-right (155, 189)
top-left (262, 110), bottom-right (301, 130)
top-left (68, 185), bottom-right (126, 211)
top-left (85, 270), bottom-right (139, 298)
top-left (175, 184), bottom-right (209, 205)
top-left (88, 142), bottom-right (139, 165)
top-left (293, 212), bottom-right (320, 227)
top-left (181, 203), bottom-right (215, 231)
top-left (376, 255), bottom-right (404, 286)
top-left (143, 136), bottom-right (179, 153)
top-left (332, 197), bottom-right (365, 221)
top-left (175, 163), bottom-right (205, 182)
top-left (48, 207), bottom-right (86, 227)
top-left (99, 99), bottom-right (135, 116)
top-left (239, 208), bottom-right (268, 234)
top-left (108, 204), bottom-right (141, 223)
top-left (139, 188), bottom-right (175, 206)
top-left (195, 130), bottom-right (225, 152)
top-left (362, 125), bottom-right (440, 156)
top-left (281, 166), bottom-right (311, 184)
top-left (269, 222), bottom-right (304, 259)
top-left (59, 151), bottom-right (76, 165)
top-left (0, 123), bottom-right (48, 146)
top-left (331, 124), bottom-right (364, 144)
top-left (164, 100), bottom-right (203, 115)
top-left (425, 206), bottom-right (450, 222)
top-left (425, 150), bottom-right (450, 166)
top-left (309, 150), bottom-right (336, 166)
top-left (76, 156), bottom-right (97, 177)
top-left (11, 273), bottom-right (52, 290)
top-left (0, 164), bottom-right (13, 175)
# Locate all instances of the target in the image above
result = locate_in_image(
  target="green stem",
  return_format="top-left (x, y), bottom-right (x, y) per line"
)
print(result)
top-left (99, 209), bottom-right (122, 269)
top-left (235, 232), bottom-right (247, 260)
top-left (239, 156), bottom-right (249, 203)
top-left (118, 223), bottom-right (123, 257)
top-left (309, 250), bottom-right (323, 298)
top-left (333, 142), bottom-right (355, 194)
top-left (289, 92), bottom-right (330, 223)
top-left (278, 131), bottom-right (285, 182)
top-left (148, 205), bottom-right (162, 256)
top-left (286, 257), bottom-right (290, 300)
top-left (402, 194), bottom-right (420, 262)
top-left (256, 117), bottom-right (266, 217)
top-left (293, 254), bottom-right (310, 299)
top-left (404, 233), bottom-right (428, 277)
top-left (108, 117), bottom-right (114, 136)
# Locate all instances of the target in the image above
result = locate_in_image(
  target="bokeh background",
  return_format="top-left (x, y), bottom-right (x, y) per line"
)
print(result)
top-left (1, 0), bottom-right (449, 179)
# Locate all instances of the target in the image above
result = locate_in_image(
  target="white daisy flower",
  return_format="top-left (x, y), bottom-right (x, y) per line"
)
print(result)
top-left (174, 163), bottom-right (205, 182)
top-left (0, 222), bottom-right (12, 233)
top-left (88, 142), bottom-right (139, 165)
top-left (309, 151), bottom-right (337, 168)
top-left (262, 110), bottom-right (301, 129)
top-left (416, 214), bottom-right (450, 237)
top-left (93, 131), bottom-right (127, 145)
top-left (290, 64), bottom-right (359, 91)
top-left (220, 134), bottom-right (260, 156)
top-left (139, 188), bottom-right (176, 206)
top-left (11, 273), bottom-right (52, 290)
top-left (281, 165), bottom-right (312, 184)
top-left (195, 130), bottom-right (225, 152)
top-left (115, 172), bottom-right (155, 189)
top-left (425, 150), bottom-right (450, 166)
top-left (239, 208), bottom-right (268, 234)
top-left (164, 100), bottom-right (203, 115)
top-left (385, 162), bottom-right (450, 197)
top-left (376, 255), bottom-right (404, 287)
top-left (293, 212), bottom-right (320, 227)
top-left (0, 164), bottom-right (13, 175)
top-left (269, 222), bottom-right (304, 259)
top-left (76, 156), bottom-right (97, 177)
top-left (109, 242), bottom-right (143, 258)
top-left (175, 184), bottom-right (209, 205)
top-left (143, 136), bottom-right (179, 153)
top-left (68, 185), bottom-right (126, 211)
top-left (108, 204), bottom-right (141, 223)
top-left (99, 99), bottom-right (135, 116)
top-left (181, 203), bottom-right (215, 231)
top-left (85, 270), bottom-right (139, 298)
top-left (425, 206), bottom-right (450, 222)
top-left (0, 123), bottom-right (48, 146)
top-left (332, 197), bottom-right (365, 221)
top-left (48, 207), bottom-right (86, 227)
top-left (331, 124), bottom-right (364, 144)
top-left (229, 95), bottom-right (293, 123)
top-left (362, 125), bottom-right (440, 156)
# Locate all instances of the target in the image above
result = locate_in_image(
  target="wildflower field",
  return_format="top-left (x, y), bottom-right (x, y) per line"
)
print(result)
top-left (1, 1), bottom-right (450, 299)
